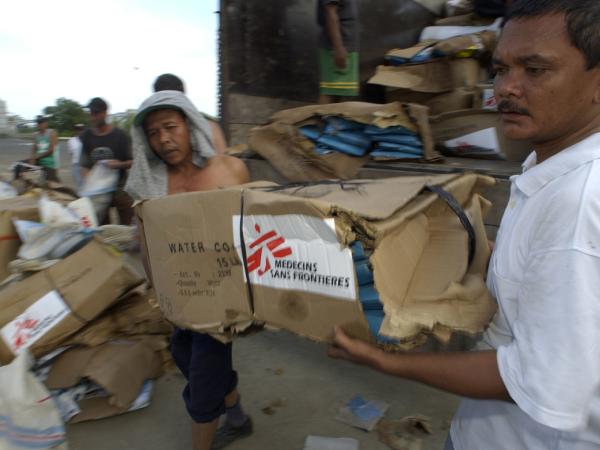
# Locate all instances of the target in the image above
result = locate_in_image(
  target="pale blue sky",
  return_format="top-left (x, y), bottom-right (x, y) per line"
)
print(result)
top-left (1, 0), bottom-right (220, 119)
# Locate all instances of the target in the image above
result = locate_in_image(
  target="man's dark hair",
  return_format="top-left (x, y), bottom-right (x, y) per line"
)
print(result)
top-left (153, 73), bottom-right (185, 93)
top-left (35, 115), bottom-right (47, 124)
top-left (87, 97), bottom-right (108, 113)
top-left (505, 0), bottom-right (600, 70)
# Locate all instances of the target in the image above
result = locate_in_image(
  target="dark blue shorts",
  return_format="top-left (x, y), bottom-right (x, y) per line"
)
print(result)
top-left (171, 328), bottom-right (238, 423)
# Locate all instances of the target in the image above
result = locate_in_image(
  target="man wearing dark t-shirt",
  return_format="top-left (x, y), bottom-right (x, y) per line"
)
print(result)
top-left (80, 97), bottom-right (134, 225)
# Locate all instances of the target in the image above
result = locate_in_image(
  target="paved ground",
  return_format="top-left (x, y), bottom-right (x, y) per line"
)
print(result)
top-left (1, 137), bottom-right (459, 450)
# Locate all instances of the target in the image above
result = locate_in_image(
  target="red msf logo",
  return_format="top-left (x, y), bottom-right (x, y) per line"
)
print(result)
top-left (485, 96), bottom-right (497, 108)
top-left (12, 318), bottom-right (39, 351)
top-left (247, 224), bottom-right (292, 276)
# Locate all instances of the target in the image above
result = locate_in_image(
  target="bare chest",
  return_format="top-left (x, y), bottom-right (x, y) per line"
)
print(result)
top-left (167, 169), bottom-right (223, 194)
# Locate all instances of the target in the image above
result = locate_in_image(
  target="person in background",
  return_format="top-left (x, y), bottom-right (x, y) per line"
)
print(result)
top-left (152, 73), bottom-right (228, 154)
top-left (126, 90), bottom-right (252, 450)
top-left (80, 97), bottom-right (134, 225)
top-left (317, 0), bottom-right (359, 103)
top-left (29, 115), bottom-right (60, 182)
top-left (329, 1), bottom-right (600, 449)
top-left (67, 123), bottom-right (85, 189)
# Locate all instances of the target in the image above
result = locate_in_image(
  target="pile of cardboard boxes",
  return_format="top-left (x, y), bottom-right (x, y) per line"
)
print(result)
top-left (0, 192), bottom-right (172, 423)
top-left (369, 18), bottom-right (531, 162)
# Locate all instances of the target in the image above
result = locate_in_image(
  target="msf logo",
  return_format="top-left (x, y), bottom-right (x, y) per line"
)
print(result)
top-left (12, 318), bottom-right (39, 351)
top-left (247, 224), bottom-right (292, 276)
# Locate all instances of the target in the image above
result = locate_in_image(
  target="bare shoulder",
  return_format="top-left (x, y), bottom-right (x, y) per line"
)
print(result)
top-left (206, 155), bottom-right (250, 185)
top-left (208, 121), bottom-right (228, 154)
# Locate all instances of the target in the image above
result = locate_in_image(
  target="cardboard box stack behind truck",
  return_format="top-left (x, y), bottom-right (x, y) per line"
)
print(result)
top-left (139, 173), bottom-right (497, 348)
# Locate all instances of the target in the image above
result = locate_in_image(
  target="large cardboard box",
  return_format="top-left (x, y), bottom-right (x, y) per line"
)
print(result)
top-left (249, 102), bottom-right (441, 182)
top-left (0, 196), bottom-right (40, 281)
top-left (369, 59), bottom-right (482, 93)
top-left (387, 87), bottom-right (476, 116)
top-left (44, 337), bottom-right (165, 423)
top-left (0, 239), bottom-right (144, 363)
top-left (430, 109), bottom-right (532, 161)
top-left (138, 174), bottom-right (497, 347)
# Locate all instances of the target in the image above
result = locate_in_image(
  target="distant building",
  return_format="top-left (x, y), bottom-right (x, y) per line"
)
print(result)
top-left (0, 99), bottom-right (8, 134)
top-left (110, 109), bottom-right (137, 124)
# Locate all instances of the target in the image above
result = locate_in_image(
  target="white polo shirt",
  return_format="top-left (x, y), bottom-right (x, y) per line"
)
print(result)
top-left (451, 133), bottom-right (600, 449)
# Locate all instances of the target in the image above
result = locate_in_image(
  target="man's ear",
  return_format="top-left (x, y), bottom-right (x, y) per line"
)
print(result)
top-left (593, 69), bottom-right (600, 104)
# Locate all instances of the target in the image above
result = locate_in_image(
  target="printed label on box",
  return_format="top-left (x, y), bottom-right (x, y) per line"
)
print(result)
top-left (445, 127), bottom-right (501, 155)
top-left (233, 214), bottom-right (356, 301)
top-left (482, 89), bottom-right (497, 110)
top-left (1, 290), bottom-right (70, 355)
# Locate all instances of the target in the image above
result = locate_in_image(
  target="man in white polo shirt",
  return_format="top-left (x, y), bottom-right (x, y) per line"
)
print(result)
top-left (328, 1), bottom-right (600, 448)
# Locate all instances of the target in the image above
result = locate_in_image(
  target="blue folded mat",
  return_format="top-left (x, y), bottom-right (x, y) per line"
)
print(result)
top-left (355, 259), bottom-right (374, 286)
top-left (299, 125), bottom-right (322, 141)
top-left (324, 117), bottom-right (364, 133)
top-left (350, 240), bottom-right (398, 344)
top-left (359, 284), bottom-right (380, 302)
top-left (317, 135), bottom-right (368, 156)
top-left (359, 285), bottom-right (382, 311)
top-left (374, 134), bottom-right (423, 147)
top-left (364, 125), bottom-right (416, 136)
top-left (376, 141), bottom-right (423, 153)
top-left (335, 130), bottom-right (372, 148)
top-left (364, 310), bottom-right (398, 344)
top-left (371, 150), bottom-right (423, 159)
top-left (350, 241), bottom-right (367, 261)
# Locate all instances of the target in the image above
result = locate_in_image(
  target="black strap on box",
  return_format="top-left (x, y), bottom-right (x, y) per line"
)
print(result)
top-left (424, 184), bottom-right (477, 268)
top-left (238, 190), bottom-right (256, 313)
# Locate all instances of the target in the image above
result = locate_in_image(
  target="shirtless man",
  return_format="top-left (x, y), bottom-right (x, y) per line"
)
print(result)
top-left (126, 91), bottom-right (252, 450)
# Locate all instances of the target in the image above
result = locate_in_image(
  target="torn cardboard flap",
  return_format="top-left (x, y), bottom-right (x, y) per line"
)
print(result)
top-left (270, 102), bottom-right (416, 130)
top-left (370, 63), bottom-right (454, 93)
top-left (139, 173), bottom-right (497, 347)
top-left (369, 59), bottom-right (482, 93)
top-left (430, 109), bottom-right (533, 162)
top-left (386, 40), bottom-right (437, 60)
top-left (376, 186), bottom-right (496, 343)
top-left (0, 239), bottom-right (144, 363)
top-left (60, 284), bottom-right (172, 348)
top-left (44, 337), bottom-right (164, 420)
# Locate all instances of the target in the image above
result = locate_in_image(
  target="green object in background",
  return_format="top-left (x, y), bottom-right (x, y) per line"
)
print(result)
top-left (319, 48), bottom-right (359, 96)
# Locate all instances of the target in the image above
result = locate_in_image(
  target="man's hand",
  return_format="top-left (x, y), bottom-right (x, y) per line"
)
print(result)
top-left (330, 326), bottom-right (510, 401)
top-left (328, 326), bottom-right (383, 368)
top-left (27, 158), bottom-right (36, 165)
top-left (334, 47), bottom-right (348, 70)
top-left (102, 159), bottom-right (122, 170)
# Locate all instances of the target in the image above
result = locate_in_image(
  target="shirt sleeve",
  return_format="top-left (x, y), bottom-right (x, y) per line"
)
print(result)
top-left (117, 130), bottom-right (132, 161)
top-left (79, 134), bottom-right (93, 169)
top-left (497, 248), bottom-right (600, 431)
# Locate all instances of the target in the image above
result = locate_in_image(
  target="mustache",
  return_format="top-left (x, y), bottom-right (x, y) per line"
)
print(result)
top-left (498, 100), bottom-right (530, 116)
